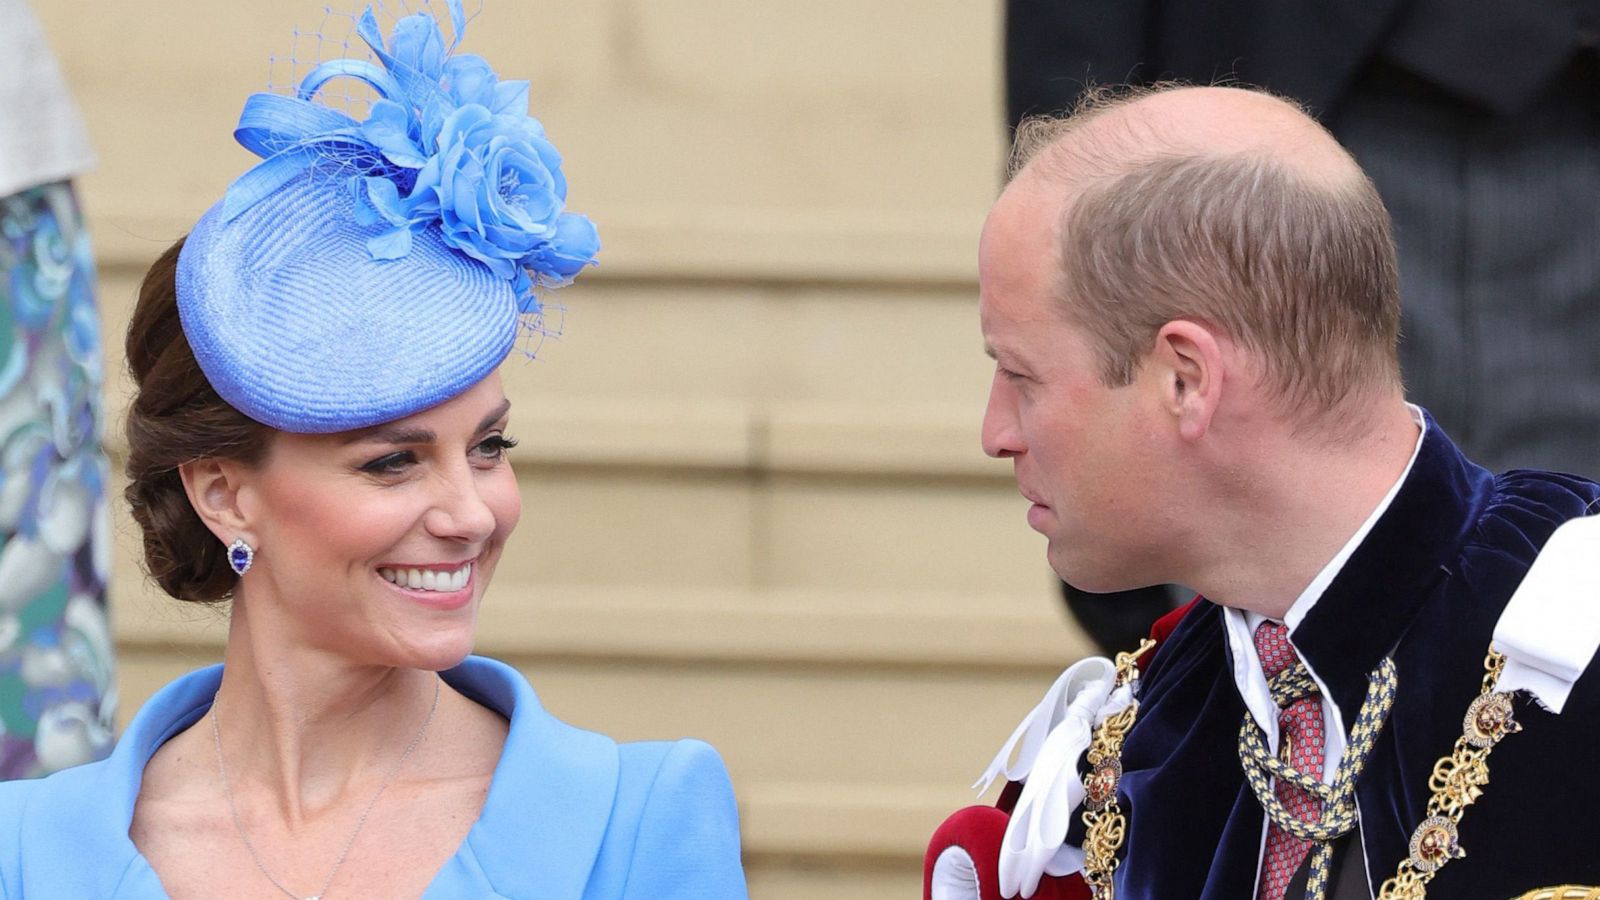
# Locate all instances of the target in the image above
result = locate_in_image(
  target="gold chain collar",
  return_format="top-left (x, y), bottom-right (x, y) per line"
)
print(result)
top-left (1078, 639), bottom-right (1155, 899)
top-left (1075, 643), bottom-right (1568, 900)
top-left (1375, 649), bottom-right (1522, 898)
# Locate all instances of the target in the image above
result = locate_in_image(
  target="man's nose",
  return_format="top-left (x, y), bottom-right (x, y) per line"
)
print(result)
top-left (981, 379), bottom-right (1024, 459)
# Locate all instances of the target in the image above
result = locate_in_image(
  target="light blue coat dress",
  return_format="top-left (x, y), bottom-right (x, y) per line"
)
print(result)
top-left (0, 656), bottom-right (749, 898)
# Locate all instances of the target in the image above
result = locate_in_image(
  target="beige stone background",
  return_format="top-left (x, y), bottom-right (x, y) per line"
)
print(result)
top-left (34, 0), bottom-right (1096, 895)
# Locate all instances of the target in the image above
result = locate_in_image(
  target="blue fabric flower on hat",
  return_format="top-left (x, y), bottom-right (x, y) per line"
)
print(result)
top-left (219, 0), bottom-right (598, 311)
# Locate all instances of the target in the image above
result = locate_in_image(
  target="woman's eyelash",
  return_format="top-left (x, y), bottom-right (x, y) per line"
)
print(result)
top-left (359, 450), bottom-right (416, 474)
top-left (476, 434), bottom-right (518, 457)
top-left (359, 435), bottom-right (518, 474)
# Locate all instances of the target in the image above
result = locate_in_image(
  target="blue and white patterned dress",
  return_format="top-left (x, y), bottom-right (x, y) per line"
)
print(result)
top-left (0, 181), bottom-right (116, 779)
top-left (1, 0), bottom-right (116, 779)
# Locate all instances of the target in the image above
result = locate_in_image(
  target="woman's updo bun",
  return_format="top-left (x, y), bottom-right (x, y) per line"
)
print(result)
top-left (123, 238), bottom-right (270, 602)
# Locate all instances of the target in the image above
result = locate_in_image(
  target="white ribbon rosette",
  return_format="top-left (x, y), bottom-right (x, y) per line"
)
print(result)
top-left (972, 656), bottom-right (1134, 899)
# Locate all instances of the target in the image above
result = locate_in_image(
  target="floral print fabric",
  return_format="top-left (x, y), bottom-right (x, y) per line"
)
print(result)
top-left (0, 180), bottom-right (115, 778)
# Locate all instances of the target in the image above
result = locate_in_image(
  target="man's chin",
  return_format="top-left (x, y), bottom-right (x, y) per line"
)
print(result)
top-left (1047, 547), bottom-right (1148, 595)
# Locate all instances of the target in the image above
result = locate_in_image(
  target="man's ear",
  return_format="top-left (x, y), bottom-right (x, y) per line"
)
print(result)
top-left (178, 458), bottom-right (256, 547)
top-left (1152, 319), bottom-right (1225, 442)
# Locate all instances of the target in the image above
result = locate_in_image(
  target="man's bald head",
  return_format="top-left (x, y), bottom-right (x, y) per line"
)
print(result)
top-left (1000, 84), bottom-right (1401, 421)
top-left (1012, 85), bottom-right (1360, 188)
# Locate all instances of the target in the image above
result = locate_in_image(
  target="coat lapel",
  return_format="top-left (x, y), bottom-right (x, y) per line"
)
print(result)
top-left (438, 656), bottom-right (620, 900)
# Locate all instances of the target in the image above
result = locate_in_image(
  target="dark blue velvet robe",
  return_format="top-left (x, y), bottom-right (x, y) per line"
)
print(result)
top-left (1101, 419), bottom-right (1600, 898)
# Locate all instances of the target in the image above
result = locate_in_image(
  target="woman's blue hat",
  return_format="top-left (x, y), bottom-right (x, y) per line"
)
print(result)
top-left (176, 0), bottom-right (598, 434)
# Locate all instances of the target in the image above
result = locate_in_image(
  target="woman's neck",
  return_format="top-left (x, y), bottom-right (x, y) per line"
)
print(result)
top-left (213, 595), bottom-right (443, 823)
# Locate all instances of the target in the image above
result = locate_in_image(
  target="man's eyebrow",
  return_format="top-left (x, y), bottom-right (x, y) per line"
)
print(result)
top-left (984, 342), bottom-right (999, 360)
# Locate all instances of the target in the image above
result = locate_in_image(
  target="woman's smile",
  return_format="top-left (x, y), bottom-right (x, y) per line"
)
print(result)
top-left (376, 560), bottom-right (477, 610)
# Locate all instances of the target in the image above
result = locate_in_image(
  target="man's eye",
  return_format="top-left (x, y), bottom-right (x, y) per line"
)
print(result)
top-left (999, 366), bottom-right (1028, 382)
top-left (359, 451), bottom-right (416, 475)
top-left (474, 434), bottom-right (519, 461)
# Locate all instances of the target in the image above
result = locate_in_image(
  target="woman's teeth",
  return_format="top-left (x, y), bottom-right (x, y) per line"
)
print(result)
top-left (378, 563), bottom-right (471, 592)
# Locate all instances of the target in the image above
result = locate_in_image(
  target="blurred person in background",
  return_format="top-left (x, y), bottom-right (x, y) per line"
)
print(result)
top-left (0, 0), bottom-right (118, 778)
top-left (1008, 0), bottom-right (1600, 654)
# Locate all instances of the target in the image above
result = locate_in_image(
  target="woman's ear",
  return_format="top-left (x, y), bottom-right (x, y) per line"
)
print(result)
top-left (1152, 319), bottom-right (1225, 443)
top-left (178, 459), bottom-right (255, 547)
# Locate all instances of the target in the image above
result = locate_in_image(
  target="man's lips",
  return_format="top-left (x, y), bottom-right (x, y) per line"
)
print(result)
top-left (1019, 486), bottom-right (1052, 532)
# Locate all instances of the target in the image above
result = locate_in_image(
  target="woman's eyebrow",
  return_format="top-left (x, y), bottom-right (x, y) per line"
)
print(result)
top-left (343, 425), bottom-right (434, 446)
top-left (341, 398), bottom-right (511, 446)
top-left (477, 398), bottom-right (512, 432)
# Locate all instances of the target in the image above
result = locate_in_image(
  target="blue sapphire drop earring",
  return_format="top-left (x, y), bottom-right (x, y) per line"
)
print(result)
top-left (227, 538), bottom-right (254, 575)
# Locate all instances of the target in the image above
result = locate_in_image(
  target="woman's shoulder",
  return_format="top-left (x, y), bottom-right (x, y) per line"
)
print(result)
top-left (454, 656), bottom-right (735, 793)
top-left (0, 776), bottom-right (36, 893)
top-left (0, 667), bottom-right (222, 896)
top-left (0, 753), bottom-right (122, 823)
top-left (0, 756), bottom-right (134, 894)
top-left (450, 656), bottom-right (746, 898)
top-left (613, 737), bottom-right (735, 813)
top-left (453, 656), bottom-right (732, 773)
top-left (0, 757), bottom-right (122, 849)
top-left (590, 738), bottom-right (747, 898)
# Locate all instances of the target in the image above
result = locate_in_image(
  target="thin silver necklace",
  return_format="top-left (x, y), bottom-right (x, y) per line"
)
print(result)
top-left (210, 677), bottom-right (442, 900)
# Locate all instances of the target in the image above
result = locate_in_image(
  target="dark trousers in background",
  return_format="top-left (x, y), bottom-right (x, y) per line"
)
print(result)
top-left (1338, 58), bottom-right (1600, 479)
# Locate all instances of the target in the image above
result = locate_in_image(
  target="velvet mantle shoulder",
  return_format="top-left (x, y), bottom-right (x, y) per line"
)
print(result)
top-left (0, 655), bottom-right (748, 899)
top-left (1114, 420), bottom-right (1600, 899)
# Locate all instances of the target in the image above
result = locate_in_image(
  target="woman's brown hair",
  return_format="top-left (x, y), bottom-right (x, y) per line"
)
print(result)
top-left (123, 238), bottom-right (272, 602)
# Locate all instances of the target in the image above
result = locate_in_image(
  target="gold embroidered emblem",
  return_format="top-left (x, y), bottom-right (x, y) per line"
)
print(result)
top-left (1084, 757), bottom-right (1122, 812)
top-left (1405, 816), bottom-right (1460, 873)
top-left (1464, 692), bottom-right (1519, 749)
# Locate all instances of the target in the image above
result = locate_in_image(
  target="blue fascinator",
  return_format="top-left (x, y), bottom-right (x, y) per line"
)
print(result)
top-left (176, 0), bottom-right (598, 433)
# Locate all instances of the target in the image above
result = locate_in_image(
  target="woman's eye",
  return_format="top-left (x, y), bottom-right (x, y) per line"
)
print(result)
top-left (359, 451), bottom-right (417, 475)
top-left (473, 434), bottom-right (519, 462)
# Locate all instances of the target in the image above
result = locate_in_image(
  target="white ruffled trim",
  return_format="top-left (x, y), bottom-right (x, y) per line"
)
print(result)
top-left (1494, 513), bottom-right (1600, 714)
top-left (972, 656), bottom-right (1133, 898)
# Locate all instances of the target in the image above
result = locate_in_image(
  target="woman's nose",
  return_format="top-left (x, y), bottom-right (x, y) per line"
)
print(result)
top-left (425, 464), bottom-right (498, 543)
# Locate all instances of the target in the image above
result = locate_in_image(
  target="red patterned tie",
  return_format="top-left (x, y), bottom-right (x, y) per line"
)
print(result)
top-left (1254, 621), bottom-right (1327, 900)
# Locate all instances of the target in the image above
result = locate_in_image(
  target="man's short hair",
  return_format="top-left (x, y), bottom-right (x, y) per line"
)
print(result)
top-left (1011, 84), bottom-right (1402, 419)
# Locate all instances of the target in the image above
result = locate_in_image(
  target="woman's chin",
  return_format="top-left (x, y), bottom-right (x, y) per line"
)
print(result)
top-left (398, 628), bottom-right (479, 672)
top-left (353, 617), bottom-right (479, 672)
